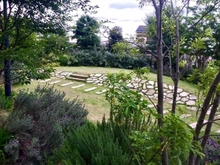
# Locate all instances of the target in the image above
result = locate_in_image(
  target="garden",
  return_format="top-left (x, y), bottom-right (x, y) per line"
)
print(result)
top-left (0, 0), bottom-right (220, 165)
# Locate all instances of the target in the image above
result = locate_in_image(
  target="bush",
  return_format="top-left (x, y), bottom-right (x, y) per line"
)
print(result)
top-left (0, 87), bottom-right (14, 110)
top-left (68, 50), bottom-right (150, 69)
top-left (4, 85), bottom-right (88, 165)
top-left (201, 137), bottom-right (220, 164)
top-left (0, 127), bottom-right (13, 165)
top-left (51, 120), bottom-right (133, 165)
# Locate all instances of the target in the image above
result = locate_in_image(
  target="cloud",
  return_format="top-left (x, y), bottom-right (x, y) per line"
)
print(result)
top-left (109, 3), bottom-right (138, 9)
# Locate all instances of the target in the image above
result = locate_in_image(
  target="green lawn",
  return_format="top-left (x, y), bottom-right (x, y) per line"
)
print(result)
top-left (11, 67), bottom-right (219, 132)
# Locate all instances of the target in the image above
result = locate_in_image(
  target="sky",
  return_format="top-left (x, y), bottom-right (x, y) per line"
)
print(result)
top-left (71, 0), bottom-right (155, 41)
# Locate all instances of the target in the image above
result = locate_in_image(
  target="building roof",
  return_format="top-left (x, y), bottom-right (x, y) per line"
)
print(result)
top-left (136, 25), bottom-right (147, 33)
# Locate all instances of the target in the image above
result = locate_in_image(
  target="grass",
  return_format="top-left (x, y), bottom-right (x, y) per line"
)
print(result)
top-left (54, 66), bottom-right (198, 94)
top-left (3, 66), bottom-right (219, 132)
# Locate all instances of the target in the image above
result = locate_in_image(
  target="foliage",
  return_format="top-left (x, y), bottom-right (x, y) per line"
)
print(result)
top-left (68, 49), bottom-right (150, 69)
top-left (112, 42), bottom-right (140, 56)
top-left (0, 127), bottom-right (14, 165)
top-left (0, 0), bottom-right (98, 96)
top-left (4, 85), bottom-right (88, 165)
top-left (0, 87), bottom-right (14, 110)
top-left (51, 121), bottom-right (133, 165)
top-left (108, 26), bottom-right (124, 51)
top-left (201, 137), bottom-right (220, 164)
top-left (104, 70), bottom-right (203, 164)
top-left (187, 61), bottom-right (219, 95)
top-left (73, 15), bottom-right (100, 49)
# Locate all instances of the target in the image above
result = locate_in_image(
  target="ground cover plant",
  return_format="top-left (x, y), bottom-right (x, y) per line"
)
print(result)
top-left (4, 85), bottom-right (88, 165)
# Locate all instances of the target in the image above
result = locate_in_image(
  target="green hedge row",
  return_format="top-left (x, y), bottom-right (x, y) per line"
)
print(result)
top-left (59, 50), bottom-right (151, 69)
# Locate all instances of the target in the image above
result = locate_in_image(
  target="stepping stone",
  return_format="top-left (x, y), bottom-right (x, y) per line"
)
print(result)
top-left (96, 89), bottom-right (107, 94)
top-left (180, 114), bottom-right (191, 119)
top-left (186, 100), bottom-right (196, 106)
top-left (190, 120), bottom-right (207, 128)
top-left (49, 80), bottom-right (61, 84)
top-left (177, 88), bottom-right (183, 93)
top-left (84, 87), bottom-right (97, 92)
top-left (60, 72), bottom-right (70, 76)
top-left (206, 110), bottom-right (211, 115)
top-left (60, 82), bottom-right (74, 87)
top-left (148, 81), bottom-right (154, 85)
top-left (215, 115), bottom-right (220, 119)
top-left (180, 92), bottom-right (189, 97)
top-left (94, 73), bottom-right (102, 77)
top-left (148, 104), bottom-right (155, 108)
top-left (190, 122), bottom-right (197, 128)
top-left (147, 85), bottom-right (154, 89)
top-left (39, 79), bottom-right (51, 83)
top-left (71, 84), bottom-right (85, 89)
top-left (168, 85), bottom-right (174, 90)
top-left (164, 110), bottom-right (169, 113)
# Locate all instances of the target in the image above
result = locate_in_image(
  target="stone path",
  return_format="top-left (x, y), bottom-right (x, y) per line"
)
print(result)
top-left (38, 71), bottom-right (220, 133)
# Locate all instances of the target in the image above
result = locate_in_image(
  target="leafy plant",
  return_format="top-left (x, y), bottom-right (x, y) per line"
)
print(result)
top-left (0, 127), bottom-right (13, 165)
top-left (0, 87), bottom-right (14, 110)
top-left (51, 120), bottom-right (133, 165)
top-left (4, 85), bottom-right (88, 165)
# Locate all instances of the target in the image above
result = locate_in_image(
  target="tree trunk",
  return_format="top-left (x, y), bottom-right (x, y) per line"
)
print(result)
top-left (187, 70), bottom-right (220, 165)
top-left (171, 0), bottom-right (180, 114)
top-left (3, 0), bottom-right (11, 97)
top-left (154, 1), bottom-right (169, 164)
top-left (194, 92), bottom-right (220, 165)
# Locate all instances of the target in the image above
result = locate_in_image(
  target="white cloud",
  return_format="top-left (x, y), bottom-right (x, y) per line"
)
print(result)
top-left (89, 0), bottom-right (154, 40)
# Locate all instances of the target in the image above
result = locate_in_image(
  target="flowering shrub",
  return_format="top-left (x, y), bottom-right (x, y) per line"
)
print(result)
top-left (202, 137), bottom-right (220, 164)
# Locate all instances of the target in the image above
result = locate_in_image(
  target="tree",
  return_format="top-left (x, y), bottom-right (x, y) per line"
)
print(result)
top-left (108, 26), bottom-right (124, 51)
top-left (0, 0), bottom-right (97, 96)
top-left (139, 0), bottom-right (220, 164)
top-left (73, 15), bottom-right (100, 49)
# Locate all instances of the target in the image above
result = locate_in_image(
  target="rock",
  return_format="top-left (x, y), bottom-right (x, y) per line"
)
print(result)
top-left (94, 73), bottom-right (102, 77)
top-left (189, 95), bottom-right (197, 100)
top-left (147, 89), bottom-right (155, 95)
top-left (181, 97), bottom-right (188, 102)
top-left (148, 80), bottom-right (154, 85)
top-left (163, 84), bottom-right (168, 88)
top-left (186, 100), bottom-right (196, 106)
top-left (177, 88), bottom-right (183, 93)
top-left (147, 85), bottom-right (154, 89)
top-left (168, 85), bottom-right (174, 90)
top-left (180, 92), bottom-right (189, 97)
top-left (166, 93), bottom-right (173, 99)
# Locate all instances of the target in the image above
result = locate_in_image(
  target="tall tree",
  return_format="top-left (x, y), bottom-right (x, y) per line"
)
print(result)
top-left (0, 0), bottom-right (97, 96)
top-left (73, 15), bottom-right (100, 49)
top-left (140, 0), bottom-right (168, 164)
top-left (108, 26), bottom-right (124, 51)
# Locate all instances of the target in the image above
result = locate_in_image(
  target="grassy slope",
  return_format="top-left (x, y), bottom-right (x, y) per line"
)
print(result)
top-left (11, 67), bottom-right (219, 132)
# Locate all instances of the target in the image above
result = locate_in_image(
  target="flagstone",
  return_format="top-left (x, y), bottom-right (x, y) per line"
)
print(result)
top-left (96, 89), bottom-right (107, 94)
top-left (49, 80), bottom-right (61, 84)
top-left (39, 79), bottom-right (51, 83)
top-left (186, 100), bottom-right (196, 106)
top-left (71, 84), bottom-right (85, 89)
top-left (60, 82), bottom-right (74, 87)
top-left (84, 87), bottom-right (97, 92)
top-left (180, 92), bottom-right (189, 97)
top-left (180, 114), bottom-right (191, 119)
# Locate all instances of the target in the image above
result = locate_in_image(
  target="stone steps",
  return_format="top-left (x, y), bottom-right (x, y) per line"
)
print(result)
top-left (66, 73), bottom-right (89, 82)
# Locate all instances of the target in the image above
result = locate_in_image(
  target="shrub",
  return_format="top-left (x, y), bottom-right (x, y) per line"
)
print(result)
top-left (4, 85), bottom-right (88, 165)
top-left (0, 127), bottom-right (14, 165)
top-left (201, 137), bottom-right (220, 164)
top-left (0, 87), bottom-right (14, 110)
top-left (68, 50), bottom-right (150, 69)
top-left (51, 120), bottom-right (133, 165)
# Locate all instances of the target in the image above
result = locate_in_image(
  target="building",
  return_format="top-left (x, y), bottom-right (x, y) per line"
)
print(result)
top-left (136, 25), bottom-right (147, 44)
